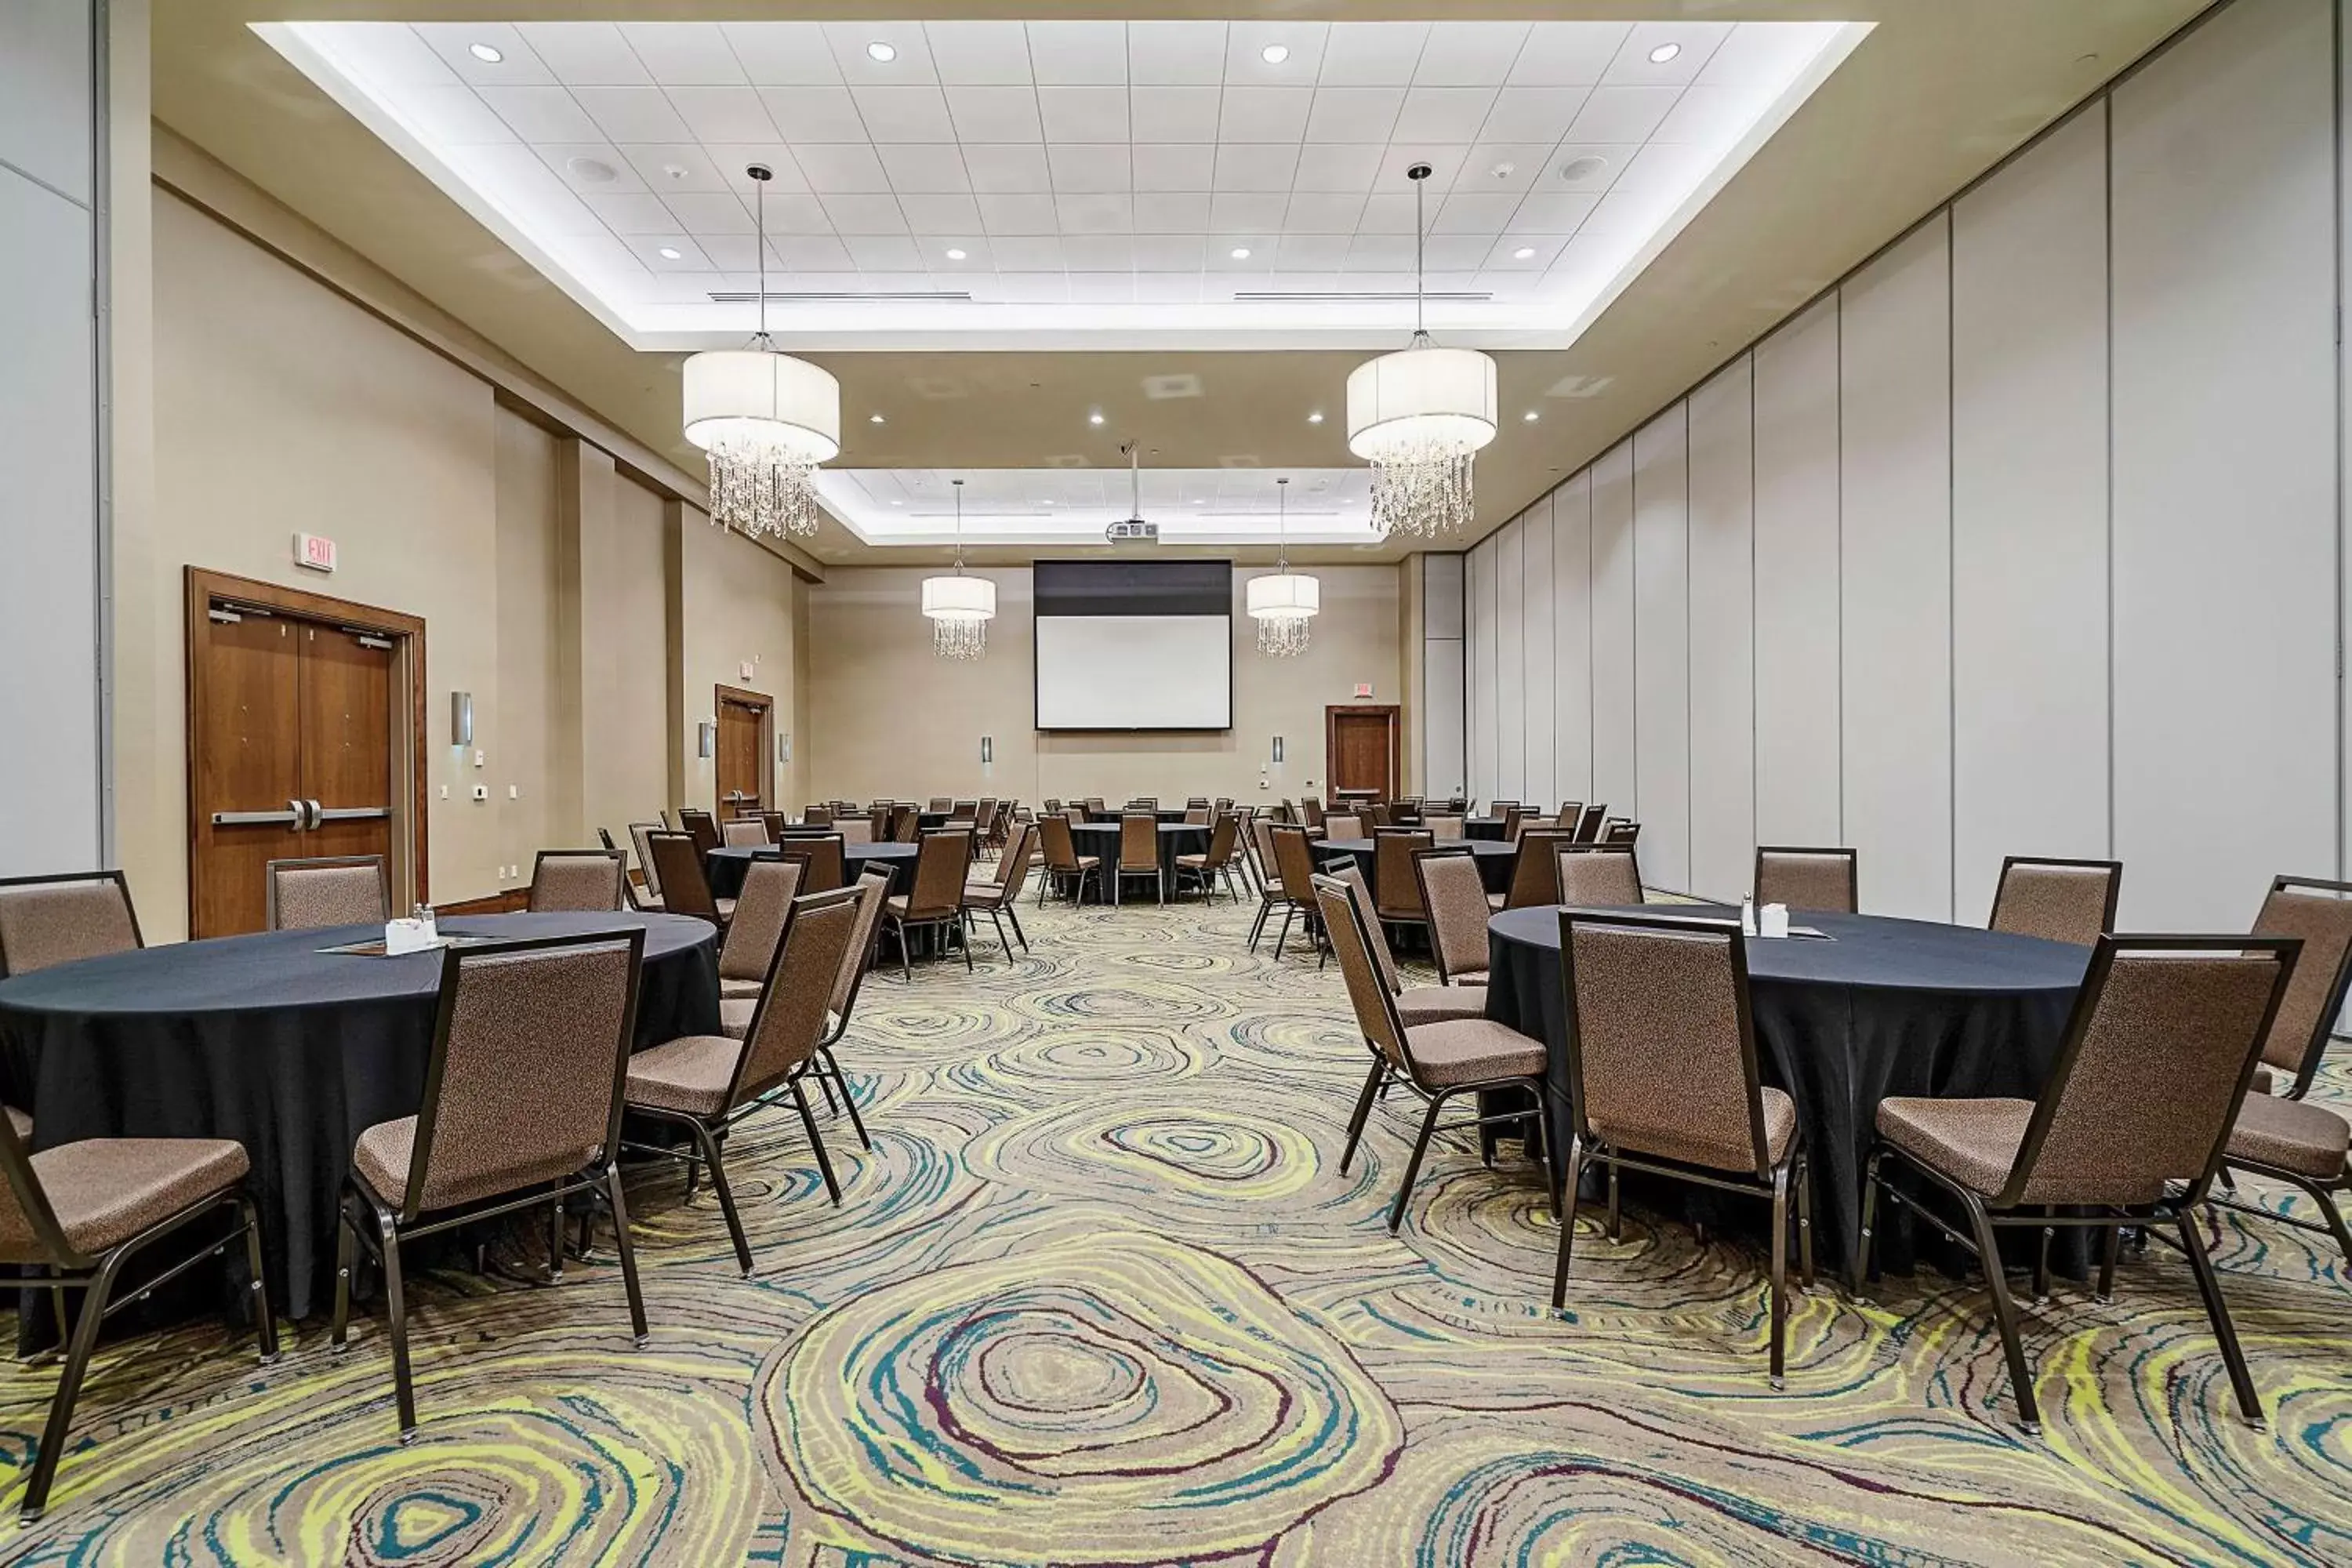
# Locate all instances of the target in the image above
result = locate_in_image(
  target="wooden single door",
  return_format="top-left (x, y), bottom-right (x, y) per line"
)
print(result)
top-left (716, 685), bottom-right (771, 818)
top-left (299, 624), bottom-right (397, 869)
top-left (191, 608), bottom-right (305, 939)
top-left (1327, 705), bottom-right (1401, 800)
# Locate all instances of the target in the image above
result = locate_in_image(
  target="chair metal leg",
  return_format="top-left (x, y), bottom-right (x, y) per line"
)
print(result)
top-left (330, 1196), bottom-right (358, 1353)
top-left (1387, 1090), bottom-right (1451, 1234)
top-left (1855, 1146), bottom-right (1885, 1295)
top-left (604, 1167), bottom-right (650, 1347)
top-left (2096, 1219), bottom-right (2122, 1304)
top-left (1004, 902), bottom-right (1029, 951)
top-left (1606, 1160), bottom-right (1622, 1242)
top-left (1958, 1192), bottom-right (2040, 1434)
top-left (1793, 1152), bottom-right (1816, 1290)
top-left (20, 1247), bottom-right (126, 1522)
top-left (1247, 900), bottom-right (1272, 950)
top-left (2032, 1210), bottom-right (2053, 1302)
top-left (373, 1204), bottom-right (419, 1440)
top-left (2303, 1178), bottom-right (2352, 1271)
top-left (790, 1076), bottom-right (844, 1204)
top-left (822, 1046), bottom-right (873, 1149)
top-left (691, 1119), bottom-right (754, 1276)
top-left (2176, 1205), bottom-right (2264, 1428)
top-left (238, 1193), bottom-right (281, 1363)
top-left (1272, 906), bottom-right (1295, 960)
top-left (1551, 1134), bottom-right (1587, 1310)
top-left (547, 1185), bottom-right (566, 1283)
top-left (960, 913), bottom-right (975, 972)
top-left (1338, 1057), bottom-right (1386, 1174)
top-left (1768, 1160), bottom-right (1791, 1390)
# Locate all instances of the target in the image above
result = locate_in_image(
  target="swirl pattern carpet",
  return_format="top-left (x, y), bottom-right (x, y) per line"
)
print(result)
top-left (1, 880), bottom-right (2349, 1565)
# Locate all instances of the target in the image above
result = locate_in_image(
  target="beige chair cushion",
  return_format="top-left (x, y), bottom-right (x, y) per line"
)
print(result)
top-left (20, 1138), bottom-right (248, 1256)
top-left (625, 1035), bottom-right (742, 1118)
top-left (1398, 984), bottom-right (1489, 1029)
top-left (2229, 1093), bottom-right (2351, 1181)
top-left (353, 1117), bottom-right (419, 1206)
top-left (1876, 1097), bottom-right (2032, 1197)
top-left (1402, 1018), bottom-right (1545, 1088)
top-left (1606, 1087), bottom-right (1797, 1173)
top-left (720, 996), bottom-right (755, 1039)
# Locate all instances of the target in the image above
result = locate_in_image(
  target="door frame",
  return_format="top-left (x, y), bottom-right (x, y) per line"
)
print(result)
top-left (1325, 702), bottom-right (1402, 799)
top-left (185, 567), bottom-right (430, 922)
top-left (713, 682), bottom-right (773, 816)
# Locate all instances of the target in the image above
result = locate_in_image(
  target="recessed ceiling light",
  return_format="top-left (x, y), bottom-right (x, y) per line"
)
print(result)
top-left (1560, 154), bottom-right (1610, 183)
top-left (944, 247), bottom-right (967, 260)
top-left (1229, 247), bottom-right (1251, 260)
top-left (565, 156), bottom-right (617, 184)
top-left (1512, 246), bottom-right (1537, 260)
top-left (1649, 42), bottom-right (1682, 64)
top-left (657, 246), bottom-right (682, 260)
top-left (1261, 43), bottom-right (1290, 65)
top-left (1307, 411), bottom-right (1324, 424)
top-left (867, 41), bottom-right (897, 62)
top-left (869, 412), bottom-right (886, 424)
top-left (1523, 409), bottom-right (1541, 423)
top-left (468, 42), bottom-right (503, 64)
top-left (890, 499), bottom-right (902, 506)
top-left (1088, 412), bottom-right (1105, 426)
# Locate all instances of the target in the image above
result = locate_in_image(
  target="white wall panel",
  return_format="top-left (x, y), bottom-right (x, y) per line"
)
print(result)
top-left (1420, 554), bottom-right (1466, 798)
top-left (1751, 296), bottom-right (1844, 847)
top-left (1470, 539), bottom-right (1500, 801)
top-left (1633, 407), bottom-right (1693, 890)
top-left (1589, 441), bottom-right (1639, 815)
top-left (1839, 216), bottom-right (1953, 920)
top-left (2111, 0), bottom-right (2338, 926)
top-left (1688, 356), bottom-right (1757, 903)
top-left (0, 0), bottom-right (94, 204)
top-left (1521, 496), bottom-right (1557, 811)
top-left (1552, 470), bottom-right (1595, 803)
top-left (1952, 107), bottom-right (2111, 923)
top-left (1494, 517), bottom-right (1526, 801)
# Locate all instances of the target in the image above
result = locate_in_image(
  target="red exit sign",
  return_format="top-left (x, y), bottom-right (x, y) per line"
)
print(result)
top-left (293, 533), bottom-right (337, 573)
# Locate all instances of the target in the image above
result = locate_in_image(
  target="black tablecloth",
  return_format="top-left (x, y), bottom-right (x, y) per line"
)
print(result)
top-left (1316, 837), bottom-right (1516, 896)
top-left (707, 841), bottom-right (920, 899)
top-left (0, 913), bottom-right (718, 1321)
top-left (1483, 906), bottom-right (2087, 1279)
top-left (1465, 816), bottom-right (1508, 841)
top-left (1068, 822), bottom-right (1210, 894)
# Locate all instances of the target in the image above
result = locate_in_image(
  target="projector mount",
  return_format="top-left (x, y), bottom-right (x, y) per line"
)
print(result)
top-left (1106, 441), bottom-right (1158, 543)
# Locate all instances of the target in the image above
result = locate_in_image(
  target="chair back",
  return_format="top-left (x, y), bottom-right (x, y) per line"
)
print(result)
top-left (1425, 813), bottom-right (1465, 840)
top-left (1502, 829), bottom-right (1579, 909)
top-left (802, 804), bottom-right (833, 827)
top-left (1988, 856), bottom-right (2120, 946)
top-left (730, 887), bottom-right (863, 1107)
top-left (1040, 813), bottom-right (1084, 873)
top-left (1246, 816), bottom-right (1279, 890)
top-left (1301, 797), bottom-right (1325, 829)
top-left (905, 829), bottom-right (974, 919)
top-left (1184, 805), bottom-right (1210, 826)
top-left (1312, 874), bottom-right (1414, 1076)
top-left (891, 805), bottom-right (920, 843)
top-left (1203, 813), bottom-right (1239, 869)
top-left (760, 811), bottom-right (790, 842)
top-left (1326, 863), bottom-right (1401, 993)
top-left (647, 832), bottom-right (721, 922)
top-left (1574, 804), bottom-right (1607, 843)
top-left (993, 820), bottom-right (1037, 891)
top-left (0, 871), bottom-right (142, 978)
top-left (1120, 813), bottom-right (1158, 872)
top-left (1503, 807), bottom-right (1530, 842)
top-left (1557, 802), bottom-right (1584, 829)
top-left (829, 870), bottom-right (894, 1019)
top-left (1755, 846), bottom-right (1856, 912)
top-left (1214, 797), bottom-right (1233, 815)
top-left (628, 823), bottom-right (666, 898)
top-left (528, 850), bottom-right (626, 913)
top-left (836, 817), bottom-right (873, 844)
top-left (1559, 847), bottom-right (1643, 908)
top-left (1360, 803), bottom-right (1390, 830)
top-left (779, 833), bottom-right (846, 895)
top-left (399, 929), bottom-right (643, 1219)
top-left (717, 858), bottom-right (801, 982)
top-left (2249, 877), bottom-right (2352, 1094)
top-left (2002, 936), bottom-right (2299, 1207)
top-left (1601, 819), bottom-right (1640, 846)
top-left (1560, 912), bottom-right (1773, 1175)
top-left (976, 799), bottom-right (1000, 837)
top-left (1323, 813), bottom-right (1365, 840)
top-left (267, 855), bottom-right (389, 931)
top-left (1269, 824), bottom-right (1321, 907)
top-left (598, 829), bottom-right (644, 910)
top-left (678, 808), bottom-right (720, 856)
top-left (928, 797), bottom-right (953, 811)
top-left (1373, 829), bottom-right (1436, 920)
top-left (720, 818), bottom-right (768, 849)
top-left (1414, 848), bottom-right (1490, 984)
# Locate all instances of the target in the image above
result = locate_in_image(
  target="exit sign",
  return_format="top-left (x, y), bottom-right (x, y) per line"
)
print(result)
top-left (1354, 683), bottom-right (1374, 699)
top-left (293, 533), bottom-right (338, 573)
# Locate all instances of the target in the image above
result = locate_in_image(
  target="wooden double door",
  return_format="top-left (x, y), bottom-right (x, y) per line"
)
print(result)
top-left (1327, 704), bottom-right (1401, 801)
top-left (188, 571), bottom-right (421, 938)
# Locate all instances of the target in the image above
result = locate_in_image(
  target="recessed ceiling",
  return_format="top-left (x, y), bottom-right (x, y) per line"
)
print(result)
top-left (821, 465), bottom-right (1375, 545)
top-left (253, 17), bottom-right (1867, 350)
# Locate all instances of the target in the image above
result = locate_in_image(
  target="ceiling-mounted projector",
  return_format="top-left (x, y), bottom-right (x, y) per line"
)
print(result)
top-left (1108, 440), bottom-right (1158, 543)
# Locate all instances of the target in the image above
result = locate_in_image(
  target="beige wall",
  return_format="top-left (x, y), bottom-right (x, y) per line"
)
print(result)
top-left (807, 564), bottom-right (1402, 807)
top-left (495, 410), bottom-right (561, 878)
top-left (589, 472), bottom-right (673, 831)
top-left (677, 501), bottom-right (801, 815)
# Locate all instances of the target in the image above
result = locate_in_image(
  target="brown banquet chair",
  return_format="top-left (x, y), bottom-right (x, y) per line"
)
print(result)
top-left (646, 830), bottom-right (733, 926)
top-left (677, 808), bottom-right (720, 857)
top-left (1755, 846), bottom-right (1857, 913)
top-left (804, 869), bottom-right (895, 1141)
top-left (717, 858), bottom-right (802, 1014)
top-left (0, 870), bottom-right (144, 978)
top-left (1372, 828), bottom-right (1437, 939)
top-left (1174, 814), bottom-right (1243, 903)
top-left (626, 823), bottom-right (667, 911)
top-left (883, 829), bottom-right (976, 977)
top-left (266, 855), bottom-right (390, 931)
top-left (1414, 848), bottom-right (1493, 987)
top-left (1327, 862), bottom-right (1486, 1029)
top-left (964, 820), bottom-right (1038, 956)
top-left (1037, 814), bottom-right (1101, 906)
top-left (720, 818), bottom-right (771, 849)
top-left (778, 833), bottom-right (847, 895)
top-left (527, 849), bottom-right (626, 913)
top-left (1559, 847), bottom-right (1645, 909)
top-left (1114, 812), bottom-right (1163, 904)
top-left (1265, 824), bottom-right (1326, 960)
top-left (1498, 829), bottom-right (1579, 911)
top-left (1987, 856), bottom-right (2121, 946)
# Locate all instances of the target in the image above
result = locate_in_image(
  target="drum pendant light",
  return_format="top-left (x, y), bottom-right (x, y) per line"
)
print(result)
top-left (681, 164), bottom-right (839, 539)
top-left (1247, 477), bottom-right (1318, 657)
top-left (922, 478), bottom-right (994, 659)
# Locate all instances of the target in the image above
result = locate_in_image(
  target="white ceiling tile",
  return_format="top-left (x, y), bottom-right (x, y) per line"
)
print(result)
top-left (717, 24), bottom-right (841, 86)
top-left (920, 237), bottom-right (993, 269)
top-left (618, 144), bottom-right (725, 193)
top-left (1291, 143), bottom-right (1385, 193)
top-left (1345, 233), bottom-right (1416, 268)
top-left (477, 85), bottom-right (600, 143)
top-left (854, 85), bottom-right (957, 143)
top-left (1025, 21), bottom-right (1127, 85)
top-left (1206, 234), bottom-right (1276, 269)
top-left (992, 273), bottom-right (1072, 303)
top-left (1316, 24), bottom-right (1428, 88)
top-left (1477, 86), bottom-right (1591, 144)
top-left (1356, 191), bottom-right (1417, 234)
top-left (1305, 88), bottom-right (1403, 145)
top-left (535, 143), bottom-right (645, 194)
top-left (1132, 143), bottom-right (1214, 191)
top-left (978, 193), bottom-right (1058, 234)
top-left (706, 148), bottom-right (811, 194)
top-left (614, 24), bottom-right (744, 87)
top-left (1373, 145), bottom-right (1468, 193)
top-left (1545, 143), bottom-right (1632, 193)
top-left (1131, 233), bottom-right (1205, 270)
top-left (1213, 144), bottom-right (1300, 193)
top-left (514, 24), bottom-right (648, 87)
top-left (1048, 144), bottom-right (1131, 193)
top-left (329, 24), bottom-right (459, 89)
top-left (1060, 234), bottom-right (1134, 270)
top-left (990, 235), bottom-right (1064, 269)
top-left (1274, 233), bottom-right (1349, 270)
top-left (1507, 191), bottom-right (1599, 234)
top-left (1475, 270), bottom-right (1543, 301)
top-left (624, 234), bottom-right (712, 270)
top-left (758, 86), bottom-right (867, 143)
top-left (823, 23), bottom-right (938, 85)
top-left (1128, 87), bottom-right (1220, 144)
top-left (583, 192), bottom-right (677, 234)
top-left (779, 235), bottom-right (855, 270)
top-left (663, 86), bottom-right (778, 143)
top-left (1652, 84), bottom-right (1755, 147)
top-left (1127, 21), bottom-right (1225, 85)
top-left (400, 86), bottom-right (517, 146)
top-left (1218, 87), bottom-right (1312, 144)
top-left (1210, 191), bottom-right (1288, 231)
top-left (1484, 234), bottom-right (1566, 269)
top-left (1038, 86), bottom-right (1128, 143)
top-left (1223, 24), bottom-right (1329, 85)
top-left (1069, 272), bottom-right (1136, 302)
top-left (922, 21), bottom-right (1035, 86)
top-left (1283, 192), bottom-right (1365, 233)
top-left (877, 144), bottom-right (971, 194)
top-left (1508, 24), bottom-right (1629, 86)
top-left (1133, 192), bottom-right (1210, 232)
top-left (1056, 192), bottom-right (1134, 234)
top-left (1134, 273), bottom-right (1203, 303)
top-left (1609, 140), bottom-right (1716, 202)
top-left (572, 86), bottom-right (691, 143)
top-left (1460, 143), bottom-right (1558, 194)
top-left (843, 234), bottom-right (923, 270)
top-left (963, 143), bottom-right (1051, 193)
top-left (820, 194), bottom-right (908, 234)
top-left (416, 24), bottom-right (554, 87)
top-left (442, 144), bottom-right (601, 233)
top-left (1421, 238), bottom-right (1491, 273)
top-left (1604, 22), bottom-right (1730, 88)
top-left (1432, 191), bottom-right (1520, 234)
top-left (753, 194), bottom-right (833, 235)
top-left (699, 240), bottom-right (769, 270)
top-left (663, 191), bottom-right (754, 234)
top-left (1565, 85), bottom-right (1681, 143)
top-left (897, 192), bottom-right (982, 230)
top-left (1411, 23), bottom-right (1530, 86)
top-left (1700, 23), bottom-right (1839, 88)
top-left (1393, 87), bottom-right (1497, 144)
top-left (946, 86), bottom-right (1043, 143)
top-left (793, 144), bottom-right (891, 193)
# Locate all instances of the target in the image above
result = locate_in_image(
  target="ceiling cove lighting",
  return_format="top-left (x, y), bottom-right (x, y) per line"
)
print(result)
top-left (680, 163), bottom-right (840, 541)
top-left (922, 478), bottom-right (994, 660)
top-left (1345, 163), bottom-right (1496, 539)
top-left (1248, 477), bottom-right (1317, 658)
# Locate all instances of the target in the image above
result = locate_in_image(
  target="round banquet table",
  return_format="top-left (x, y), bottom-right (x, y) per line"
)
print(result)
top-left (1483, 905), bottom-right (2089, 1281)
top-left (0, 912), bottom-right (718, 1323)
top-left (1068, 822), bottom-right (1210, 895)
top-left (1465, 815), bottom-right (1509, 841)
top-left (1316, 837), bottom-right (1517, 896)
top-left (707, 840), bottom-right (920, 899)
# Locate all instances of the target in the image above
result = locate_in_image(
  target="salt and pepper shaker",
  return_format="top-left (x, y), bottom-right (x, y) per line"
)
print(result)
top-left (1740, 895), bottom-right (1758, 937)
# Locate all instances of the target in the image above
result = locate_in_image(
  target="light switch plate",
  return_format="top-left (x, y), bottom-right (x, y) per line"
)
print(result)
top-left (471, 784), bottom-right (488, 802)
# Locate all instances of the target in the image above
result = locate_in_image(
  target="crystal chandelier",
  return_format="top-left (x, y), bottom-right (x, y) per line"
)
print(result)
top-left (1247, 477), bottom-right (1319, 657)
top-left (681, 164), bottom-right (839, 540)
top-left (922, 478), bottom-right (995, 660)
top-left (1345, 163), bottom-right (1497, 539)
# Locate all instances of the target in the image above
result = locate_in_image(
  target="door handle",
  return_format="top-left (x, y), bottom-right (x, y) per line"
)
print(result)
top-left (304, 799), bottom-right (325, 830)
top-left (293, 798), bottom-right (309, 830)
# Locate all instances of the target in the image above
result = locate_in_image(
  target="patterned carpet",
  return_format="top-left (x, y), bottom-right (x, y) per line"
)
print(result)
top-left (2, 880), bottom-right (2350, 1565)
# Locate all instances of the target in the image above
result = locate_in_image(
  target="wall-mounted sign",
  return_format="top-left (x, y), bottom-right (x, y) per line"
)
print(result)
top-left (293, 533), bottom-right (337, 573)
top-left (1353, 682), bottom-right (1374, 698)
